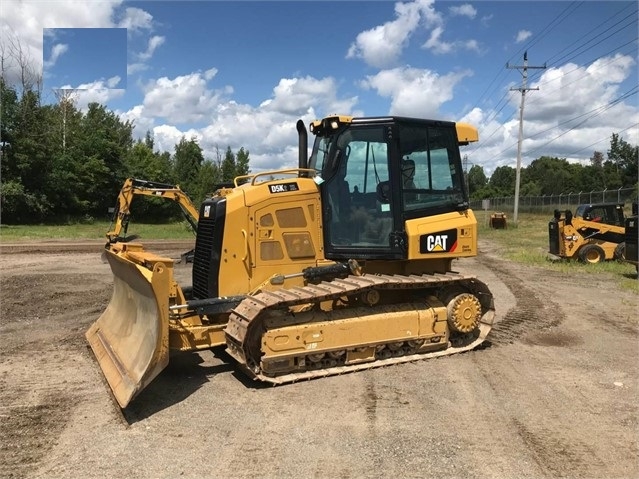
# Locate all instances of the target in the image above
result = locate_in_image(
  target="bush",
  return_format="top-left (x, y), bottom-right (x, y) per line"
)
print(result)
top-left (0, 181), bottom-right (50, 224)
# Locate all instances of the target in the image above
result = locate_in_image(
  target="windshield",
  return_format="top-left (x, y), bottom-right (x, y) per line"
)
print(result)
top-left (398, 123), bottom-right (467, 211)
top-left (308, 136), bottom-right (332, 173)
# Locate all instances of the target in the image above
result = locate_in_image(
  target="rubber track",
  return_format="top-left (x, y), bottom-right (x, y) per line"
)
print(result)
top-left (226, 271), bottom-right (495, 383)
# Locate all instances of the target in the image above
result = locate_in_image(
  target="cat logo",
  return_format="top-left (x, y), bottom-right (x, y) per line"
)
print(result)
top-left (419, 228), bottom-right (458, 254)
top-left (426, 235), bottom-right (448, 252)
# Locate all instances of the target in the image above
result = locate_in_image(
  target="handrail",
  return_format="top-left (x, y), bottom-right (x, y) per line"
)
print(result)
top-left (234, 168), bottom-right (317, 187)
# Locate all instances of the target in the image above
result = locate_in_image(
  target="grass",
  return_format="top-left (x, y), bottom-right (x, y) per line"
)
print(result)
top-left (0, 220), bottom-right (196, 242)
top-left (478, 211), bottom-right (638, 291)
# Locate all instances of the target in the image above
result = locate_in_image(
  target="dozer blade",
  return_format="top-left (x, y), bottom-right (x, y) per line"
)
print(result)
top-left (86, 249), bottom-right (172, 408)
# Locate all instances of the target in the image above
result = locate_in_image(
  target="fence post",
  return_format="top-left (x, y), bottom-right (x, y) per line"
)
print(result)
top-left (603, 188), bottom-right (607, 202)
top-left (559, 193), bottom-right (563, 207)
top-left (578, 191), bottom-right (582, 204)
top-left (618, 186), bottom-right (623, 203)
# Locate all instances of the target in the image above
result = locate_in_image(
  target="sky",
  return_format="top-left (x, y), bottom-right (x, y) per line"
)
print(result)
top-left (1, 0), bottom-right (637, 176)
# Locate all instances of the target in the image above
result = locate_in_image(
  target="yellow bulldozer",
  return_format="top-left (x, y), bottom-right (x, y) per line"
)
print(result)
top-left (87, 115), bottom-right (496, 408)
top-left (548, 203), bottom-right (627, 263)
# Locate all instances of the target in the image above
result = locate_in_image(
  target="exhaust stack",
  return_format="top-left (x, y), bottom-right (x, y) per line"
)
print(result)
top-left (296, 119), bottom-right (308, 170)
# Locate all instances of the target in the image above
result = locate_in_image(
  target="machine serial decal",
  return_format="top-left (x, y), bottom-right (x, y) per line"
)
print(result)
top-left (419, 229), bottom-right (458, 254)
top-left (269, 183), bottom-right (299, 193)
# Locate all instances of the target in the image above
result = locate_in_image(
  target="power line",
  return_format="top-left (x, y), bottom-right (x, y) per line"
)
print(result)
top-left (524, 88), bottom-right (638, 157)
top-left (488, 86), bottom-right (638, 160)
top-left (564, 123), bottom-right (639, 157)
top-left (470, 15), bottom-right (637, 161)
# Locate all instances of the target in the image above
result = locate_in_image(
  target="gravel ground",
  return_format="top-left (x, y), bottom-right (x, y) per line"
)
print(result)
top-left (0, 240), bottom-right (637, 479)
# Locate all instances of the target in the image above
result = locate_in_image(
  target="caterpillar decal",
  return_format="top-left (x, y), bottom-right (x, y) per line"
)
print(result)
top-left (420, 229), bottom-right (458, 254)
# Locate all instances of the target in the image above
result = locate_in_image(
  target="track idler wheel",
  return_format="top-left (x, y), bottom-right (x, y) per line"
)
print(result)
top-left (446, 293), bottom-right (482, 334)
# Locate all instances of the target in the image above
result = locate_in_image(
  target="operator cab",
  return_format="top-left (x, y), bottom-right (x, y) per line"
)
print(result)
top-left (308, 116), bottom-right (472, 261)
top-left (575, 203), bottom-right (625, 227)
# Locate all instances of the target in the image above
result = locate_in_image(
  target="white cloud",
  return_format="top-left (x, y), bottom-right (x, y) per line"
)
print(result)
top-left (0, 0), bottom-right (121, 81)
top-left (516, 30), bottom-right (532, 43)
top-left (345, 0), bottom-right (479, 59)
top-left (361, 66), bottom-right (472, 118)
top-left (141, 70), bottom-right (232, 124)
top-left (525, 54), bottom-right (635, 123)
top-left (43, 43), bottom-right (68, 68)
top-left (127, 63), bottom-right (148, 75)
top-left (119, 104), bottom-right (153, 137)
top-left (56, 76), bottom-right (125, 110)
top-left (153, 124), bottom-right (200, 154)
top-left (138, 35), bottom-right (165, 61)
top-left (347, 0), bottom-right (440, 68)
top-left (465, 53), bottom-right (638, 175)
top-left (118, 7), bottom-right (154, 32)
top-left (0, 1), bottom-right (151, 86)
top-left (261, 76), bottom-right (357, 117)
top-left (423, 26), bottom-right (452, 54)
top-left (449, 4), bottom-right (477, 18)
top-left (422, 24), bottom-right (481, 55)
top-left (121, 71), bottom-right (360, 172)
top-left (204, 68), bottom-right (218, 81)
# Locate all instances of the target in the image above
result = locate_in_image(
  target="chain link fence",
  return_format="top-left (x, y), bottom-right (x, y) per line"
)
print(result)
top-left (470, 187), bottom-right (637, 215)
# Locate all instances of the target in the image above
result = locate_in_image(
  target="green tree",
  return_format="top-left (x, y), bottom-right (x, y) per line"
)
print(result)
top-left (601, 160), bottom-right (622, 189)
top-left (60, 103), bottom-right (134, 217)
top-left (519, 181), bottom-right (541, 196)
top-left (578, 165), bottom-right (603, 192)
top-left (0, 77), bottom-right (19, 180)
top-left (488, 165), bottom-right (516, 195)
top-left (1, 86), bottom-right (53, 222)
top-left (125, 141), bottom-right (174, 182)
top-left (144, 130), bottom-right (154, 150)
top-left (608, 133), bottom-right (638, 188)
top-left (195, 160), bottom-right (223, 203)
top-left (173, 137), bottom-right (204, 197)
top-left (235, 147), bottom-right (251, 177)
top-left (467, 164), bottom-right (487, 198)
top-left (590, 151), bottom-right (604, 168)
top-left (522, 156), bottom-right (580, 194)
top-left (221, 146), bottom-right (236, 182)
top-left (473, 185), bottom-right (501, 200)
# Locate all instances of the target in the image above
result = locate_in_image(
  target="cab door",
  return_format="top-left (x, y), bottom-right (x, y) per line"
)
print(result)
top-left (321, 122), bottom-right (404, 260)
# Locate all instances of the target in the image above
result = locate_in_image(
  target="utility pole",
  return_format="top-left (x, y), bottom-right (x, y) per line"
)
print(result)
top-left (507, 51), bottom-right (546, 223)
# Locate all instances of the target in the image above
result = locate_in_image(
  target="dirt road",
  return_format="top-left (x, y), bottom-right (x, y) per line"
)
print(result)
top-left (0, 241), bottom-right (637, 479)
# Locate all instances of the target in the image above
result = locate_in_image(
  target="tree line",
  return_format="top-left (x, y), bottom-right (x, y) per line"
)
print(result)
top-left (0, 78), bottom-right (250, 224)
top-left (2, 74), bottom-right (637, 225)
top-left (467, 134), bottom-right (638, 200)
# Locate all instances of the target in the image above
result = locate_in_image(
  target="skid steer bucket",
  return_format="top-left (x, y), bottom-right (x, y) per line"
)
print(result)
top-left (86, 249), bottom-right (172, 408)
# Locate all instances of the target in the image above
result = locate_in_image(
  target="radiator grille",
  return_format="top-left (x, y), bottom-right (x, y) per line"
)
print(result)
top-left (192, 198), bottom-right (225, 299)
top-left (548, 221), bottom-right (560, 255)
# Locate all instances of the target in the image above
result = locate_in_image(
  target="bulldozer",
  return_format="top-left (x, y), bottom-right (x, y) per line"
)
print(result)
top-left (548, 203), bottom-right (627, 263)
top-left (87, 115), bottom-right (496, 408)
